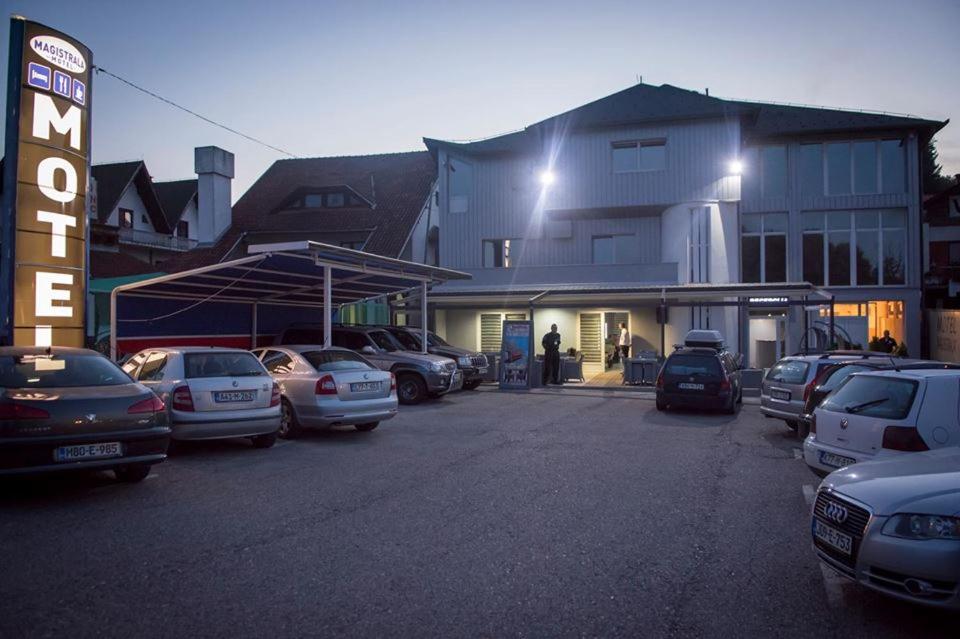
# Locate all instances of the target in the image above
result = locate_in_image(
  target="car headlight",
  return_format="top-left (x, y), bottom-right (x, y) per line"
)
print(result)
top-left (430, 361), bottom-right (446, 373)
top-left (457, 356), bottom-right (471, 367)
top-left (882, 514), bottom-right (960, 540)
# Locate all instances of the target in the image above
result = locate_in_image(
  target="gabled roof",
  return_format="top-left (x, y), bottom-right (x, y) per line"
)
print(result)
top-left (91, 160), bottom-right (170, 232)
top-left (425, 83), bottom-right (948, 156)
top-left (154, 178), bottom-right (198, 229)
top-left (160, 151), bottom-right (436, 273)
top-left (89, 250), bottom-right (159, 279)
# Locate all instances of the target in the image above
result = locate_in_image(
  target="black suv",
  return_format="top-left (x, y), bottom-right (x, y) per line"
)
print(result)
top-left (380, 326), bottom-right (488, 391)
top-left (655, 335), bottom-right (742, 414)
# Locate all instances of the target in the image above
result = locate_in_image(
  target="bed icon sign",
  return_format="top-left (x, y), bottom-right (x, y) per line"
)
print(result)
top-left (73, 79), bottom-right (86, 105)
top-left (53, 70), bottom-right (71, 97)
top-left (28, 62), bottom-right (51, 90)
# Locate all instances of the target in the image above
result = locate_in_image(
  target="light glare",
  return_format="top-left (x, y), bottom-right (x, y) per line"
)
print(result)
top-left (728, 160), bottom-right (743, 175)
top-left (539, 170), bottom-right (556, 186)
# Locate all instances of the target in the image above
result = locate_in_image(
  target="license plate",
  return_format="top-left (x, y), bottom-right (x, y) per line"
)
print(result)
top-left (350, 382), bottom-right (379, 392)
top-left (678, 383), bottom-right (704, 390)
top-left (813, 519), bottom-right (853, 555)
top-left (478, 367), bottom-right (488, 374)
top-left (820, 450), bottom-right (857, 469)
top-left (771, 389), bottom-right (791, 401)
top-left (213, 390), bottom-right (256, 403)
top-left (54, 442), bottom-right (122, 462)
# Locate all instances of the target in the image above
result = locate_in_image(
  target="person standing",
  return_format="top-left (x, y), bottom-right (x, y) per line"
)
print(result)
top-left (880, 330), bottom-right (897, 354)
top-left (541, 324), bottom-right (562, 385)
top-left (618, 322), bottom-right (631, 365)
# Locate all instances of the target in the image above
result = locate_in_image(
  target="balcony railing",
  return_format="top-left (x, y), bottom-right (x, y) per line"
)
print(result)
top-left (119, 227), bottom-right (198, 252)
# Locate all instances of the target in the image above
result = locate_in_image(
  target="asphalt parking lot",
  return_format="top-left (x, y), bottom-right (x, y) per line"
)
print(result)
top-left (0, 388), bottom-right (955, 638)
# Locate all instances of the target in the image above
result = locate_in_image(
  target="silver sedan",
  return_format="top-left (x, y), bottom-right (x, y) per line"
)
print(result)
top-left (253, 346), bottom-right (398, 437)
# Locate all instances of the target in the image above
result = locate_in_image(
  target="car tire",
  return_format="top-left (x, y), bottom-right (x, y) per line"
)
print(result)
top-left (251, 432), bottom-right (277, 449)
top-left (463, 380), bottom-right (482, 391)
top-left (114, 464), bottom-right (151, 483)
top-left (723, 396), bottom-right (737, 415)
top-left (397, 373), bottom-right (427, 405)
top-left (355, 422), bottom-right (379, 432)
top-left (278, 399), bottom-right (300, 440)
top-left (656, 399), bottom-right (667, 411)
top-left (785, 420), bottom-right (800, 431)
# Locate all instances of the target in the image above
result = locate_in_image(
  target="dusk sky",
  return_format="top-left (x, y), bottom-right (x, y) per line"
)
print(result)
top-left (4, 0), bottom-right (959, 200)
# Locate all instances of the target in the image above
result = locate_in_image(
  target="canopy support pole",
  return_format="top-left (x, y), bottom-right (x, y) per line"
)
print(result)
top-left (110, 289), bottom-right (118, 361)
top-left (421, 281), bottom-right (428, 354)
top-left (324, 265), bottom-right (332, 347)
top-left (251, 302), bottom-right (258, 349)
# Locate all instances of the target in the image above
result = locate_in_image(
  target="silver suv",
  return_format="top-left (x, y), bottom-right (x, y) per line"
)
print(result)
top-left (760, 352), bottom-right (887, 433)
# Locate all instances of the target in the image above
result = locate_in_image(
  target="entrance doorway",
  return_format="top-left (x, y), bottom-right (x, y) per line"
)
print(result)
top-left (578, 310), bottom-right (629, 377)
top-left (748, 313), bottom-right (786, 369)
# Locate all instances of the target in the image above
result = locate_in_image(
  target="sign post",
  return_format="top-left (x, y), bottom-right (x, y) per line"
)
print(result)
top-left (0, 17), bottom-right (93, 347)
top-left (499, 320), bottom-right (532, 389)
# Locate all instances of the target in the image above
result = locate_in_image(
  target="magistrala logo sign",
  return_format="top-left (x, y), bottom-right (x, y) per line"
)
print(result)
top-left (30, 35), bottom-right (86, 73)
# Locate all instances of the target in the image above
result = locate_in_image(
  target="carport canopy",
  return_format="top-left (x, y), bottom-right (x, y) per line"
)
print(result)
top-left (109, 241), bottom-right (471, 359)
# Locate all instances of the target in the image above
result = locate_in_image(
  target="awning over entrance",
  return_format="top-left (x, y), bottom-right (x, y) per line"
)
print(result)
top-left (109, 241), bottom-right (470, 359)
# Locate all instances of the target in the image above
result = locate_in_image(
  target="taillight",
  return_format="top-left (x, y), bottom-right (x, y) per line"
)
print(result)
top-left (128, 395), bottom-right (165, 414)
top-left (719, 377), bottom-right (731, 392)
top-left (882, 426), bottom-right (929, 452)
top-left (390, 372), bottom-right (397, 391)
top-left (803, 379), bottom-right (817, 402)
top-left (172, 385), bottom-right (195, 412)
top-left (270, 382), bottom-right (281, 407)
top-left (315, 374), bottom-right (337, 395)
top-left (0, 402), bottom-right (50, 419)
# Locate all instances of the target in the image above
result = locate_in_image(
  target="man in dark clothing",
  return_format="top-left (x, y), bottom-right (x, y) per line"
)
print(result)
top-left (542, 324), bottom-right (562, 385)
top-left (880, 330), bottom-right (898, 354)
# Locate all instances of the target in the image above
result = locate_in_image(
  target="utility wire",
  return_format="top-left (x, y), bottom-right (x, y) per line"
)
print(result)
top-left (93, 65), bottom-right (298, 158)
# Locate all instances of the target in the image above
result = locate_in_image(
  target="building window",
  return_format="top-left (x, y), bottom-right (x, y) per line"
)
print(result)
top-left (449, 158), bottom-right (473, 214)
top-left (479, 312), bottom-right (527, 352)
top-left (742, 146), bottom-right (788, 199)
top-left (612, 139), bottom-right (666, 172)
top-left (326, 192), bottom-right (345, 207)
top-left (802, 209), bottom-right (906, 286)
top-left (741, 213), bottom-right (787, 283)
top-left (591, 235), bottom-right (635, 264)
top-left (176, 221), bottom-right (189, 238)
top-left (340, 240), bottom-right (365, 250)
top-left (802, 140), bottom-right (906, 196)
top-left (482, 239), bottom-right (519, 268)
top-left (119, 208), bottom-right (133, 229)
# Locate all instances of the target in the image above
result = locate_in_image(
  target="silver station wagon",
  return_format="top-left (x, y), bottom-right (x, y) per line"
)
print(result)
top-left (252, 346), bottom-right (398, 437)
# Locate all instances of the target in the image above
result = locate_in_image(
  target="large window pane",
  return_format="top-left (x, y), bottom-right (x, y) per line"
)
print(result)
top-left (802, 211), bottom-right (824, 231)
top-left (449, 159), bottom-right (473, 196)
top-left (742, 236), bottom-right (761, 283)
top-left (853, 141), bottom-right (878, 194)
top-left (612, 145), bottom-right (637, 172)
top-left (765, 213), bottom-right (788, 233)
top-left (883, 233), bottom-right (906, 284)
top-left (827, 211), bottom-right (851, 230)
top-left (827, 143), bottom-right (852, 195)
top-left (828, 231), bottom-right (851, 285)
top-left (640, 143), bottom-right (666, 171)
top-left (741, 147), bottom-right (760, 200)
top-left (800, 144), bottom-right (824, 196)
top-left (613, 234), bottom-right (636, 263)
top-left (881, 140), bottom-right (906, 194)
top-left (761, 146), bottom-right (788, 197)
top-left (741, 214), bottom-right (762, 234)
top-left (856, 229), bottom-right (879, 285)
top-left (592, 236), bottom-right (614, 264)
top-left (882, 209), bottom-right (905, 228)
top-left (765, 235), bottom-right (787, 282)
top-left (803, 234), bottom-right (825, 284)
top-left (855, 210), bottom-right (879, 229)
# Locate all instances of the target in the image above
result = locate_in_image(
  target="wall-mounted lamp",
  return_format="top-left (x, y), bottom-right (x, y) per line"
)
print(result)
top-left (538, 170), bottom-right (556, 187)
top-left (728, 160), bottom-right (743, 176)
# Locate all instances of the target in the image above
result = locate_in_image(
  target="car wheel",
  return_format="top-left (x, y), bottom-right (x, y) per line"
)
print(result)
top-left (462, 380), bottom-right (482, 391)
top-left (114, 464), bottom-right (151, 483)
top-left (251, 432), bottom-right (277, 449)
top-left (723, 397), bottom-right (737, 415)
top-left (278, 399), bottom-right (300, 439)
top-left (355, 422), bottom-right (379, 432)
top-left (655, 399), bottom-right (667, 411)
top-left (397, 373), bottom-right (427, 405)
top-left (785, 420), bottom-right (800, 431)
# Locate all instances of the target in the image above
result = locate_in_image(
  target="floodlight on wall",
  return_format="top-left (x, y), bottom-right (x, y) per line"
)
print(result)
top-left (538, 170), bottom-right (556, 187)
top-left (728, 160), bottom-right (743, 175)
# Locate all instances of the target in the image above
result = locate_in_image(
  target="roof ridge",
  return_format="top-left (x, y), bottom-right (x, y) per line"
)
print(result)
top-left (275, 149), bottom-right (429, 162)
top-left (718, 94), bottom-right (932, 121)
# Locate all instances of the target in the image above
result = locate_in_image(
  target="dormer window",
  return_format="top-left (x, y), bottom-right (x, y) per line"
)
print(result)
top-left (284, 188), bottom-right (368, 210)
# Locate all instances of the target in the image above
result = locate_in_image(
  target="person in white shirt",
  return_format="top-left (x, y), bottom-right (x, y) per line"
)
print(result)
top-left (618, 322), bottom-right (630, 365)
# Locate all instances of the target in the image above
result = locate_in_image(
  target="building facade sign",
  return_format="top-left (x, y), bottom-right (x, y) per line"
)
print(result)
top-left (1, 18), bottom-right (92, 347)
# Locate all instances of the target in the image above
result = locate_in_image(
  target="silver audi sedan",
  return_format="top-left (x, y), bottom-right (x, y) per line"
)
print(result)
top-left (252, 346), bottom-right (398, 437)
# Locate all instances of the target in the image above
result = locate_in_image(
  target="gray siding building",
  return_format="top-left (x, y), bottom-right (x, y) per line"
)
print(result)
top-left (419, 83), bottom-right (946, 372)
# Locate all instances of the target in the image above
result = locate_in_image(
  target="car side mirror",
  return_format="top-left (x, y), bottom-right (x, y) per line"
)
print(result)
top-left (361, 346), bottom-right (377, 355)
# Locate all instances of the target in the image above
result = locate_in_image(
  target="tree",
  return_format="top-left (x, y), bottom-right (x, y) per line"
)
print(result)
top-left (924, 138), bottom-right (957, 195)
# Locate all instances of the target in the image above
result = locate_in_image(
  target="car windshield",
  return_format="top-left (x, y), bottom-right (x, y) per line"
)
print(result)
top-left (426, 332), bottom-right (448, 347)
top-left (369, 330), bottom-right (402, 352)
top-left (392, 331), bottom-right (421, 350)
top-left (766, 360), bottom-right (809, 384)
top-left (184, 352), bottom-right (266, 378)
top-left (302, 350), bottom-right (375, 372)
top-left (664, 355), bottom-right (720, 377)
top-left (821, 375), bottom-right (918, 420)
top-left (0, 353), bottom-right (131, 388)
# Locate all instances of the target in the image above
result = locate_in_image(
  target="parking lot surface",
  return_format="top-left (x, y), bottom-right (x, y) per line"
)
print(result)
top-left (1, 389), bottom-right (955, 638)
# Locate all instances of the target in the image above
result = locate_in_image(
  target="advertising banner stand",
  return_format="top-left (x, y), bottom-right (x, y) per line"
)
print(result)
top-left (499, 320), bottom-right (533, 389)
top-left (0, 17), bottom-right (93, 347)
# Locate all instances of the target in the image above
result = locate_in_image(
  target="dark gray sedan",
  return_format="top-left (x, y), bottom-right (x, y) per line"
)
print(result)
top-left (0, 346), bottom-right (171, 482)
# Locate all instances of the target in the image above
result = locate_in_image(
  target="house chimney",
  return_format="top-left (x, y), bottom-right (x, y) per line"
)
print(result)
top-left (194, 146), bottom-right (234, 243)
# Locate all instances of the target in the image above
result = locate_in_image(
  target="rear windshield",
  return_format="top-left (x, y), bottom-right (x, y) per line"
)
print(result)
top-left (302, 350), bottom-right (375, 372)
top-left (664, 355), bottom-right (720, 377)
top-left (184, 352), bottom-right (266, 379)
top-left (820, 375), bottom-right (918, 420)
top-left (0, 354), bottom-right (130, 388)
top-left (766, 360), bottom-right (809, 384)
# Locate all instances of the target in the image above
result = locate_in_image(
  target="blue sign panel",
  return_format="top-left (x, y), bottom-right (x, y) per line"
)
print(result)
top-left (52, 69), bottom-right (71, 97)
top-left (72, 78), bottom-right (86, 105)
top-left (499, 320), bottom-right (532, 389)
top-left (27, 62), bottom-right (50, 90)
